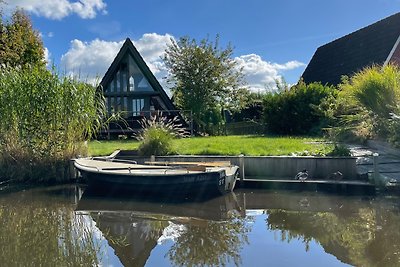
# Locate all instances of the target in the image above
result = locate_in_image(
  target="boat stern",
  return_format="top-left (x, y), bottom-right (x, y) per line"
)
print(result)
top-left (223, 166), bottom-right (239, 192)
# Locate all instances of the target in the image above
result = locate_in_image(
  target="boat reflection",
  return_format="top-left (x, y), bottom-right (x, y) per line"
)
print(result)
top-left (76, 191), bottom-right (247, 266)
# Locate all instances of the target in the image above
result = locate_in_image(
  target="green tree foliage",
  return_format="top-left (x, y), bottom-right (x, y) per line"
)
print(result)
top-left (163, 35), bottom-right (245, 135)
top-left (262, 81), bottom-right (336, 135)
top-left (328, 64), bottom-right (400, 143)
top-left (0, 8), bottom-right (45, 67)
top-left (167, 214), bottom-right (250, 266)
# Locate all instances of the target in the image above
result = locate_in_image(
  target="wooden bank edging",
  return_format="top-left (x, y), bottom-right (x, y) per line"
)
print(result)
top-left (154, 155), bottom-right (359, 180)
top-left (111, 152), bottom-right (375, 193)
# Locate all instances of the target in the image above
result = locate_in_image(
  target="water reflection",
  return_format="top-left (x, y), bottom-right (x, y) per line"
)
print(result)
top-left (260, 192), bottom-right (400, 266)
top-left (0, 185), bottom-right (399, 266)
top-left (77, 192), bottom-right (249, 266)
top-left (0, 185), bottom-right (100, 266)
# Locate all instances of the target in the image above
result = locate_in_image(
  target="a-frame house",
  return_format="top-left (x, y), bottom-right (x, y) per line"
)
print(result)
top-left (99, 38), bottom-right (181, 136)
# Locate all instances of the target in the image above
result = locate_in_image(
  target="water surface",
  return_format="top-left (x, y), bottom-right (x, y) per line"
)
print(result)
top-left (0, 185), bottom-right (399, 266)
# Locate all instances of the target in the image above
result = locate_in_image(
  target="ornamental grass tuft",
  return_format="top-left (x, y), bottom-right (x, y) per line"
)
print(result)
top-left (136, 113), bottom-right (187, 156)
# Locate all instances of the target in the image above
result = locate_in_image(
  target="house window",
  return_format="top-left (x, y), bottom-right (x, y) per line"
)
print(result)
top-left (122, 71), bottom-right (127, 92)
top-left (123, 97), bottom-right (128, 115)
top-left (129, 76), bottom-right (135, 91)
top-left (116, 97), bottom-right (121, 112)
top-left (116, 71), bottom-right (121, 92)
top-left (110, 79), bottom-right (114, 92)
top-left (132, 98), bottom-right (145, 116)
top-left (138, 77), bottom-right (150, 89)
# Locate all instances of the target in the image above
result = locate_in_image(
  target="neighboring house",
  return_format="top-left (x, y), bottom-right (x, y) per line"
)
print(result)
top-left (99, 38), bottom-right (182, 137)
top-left (302, 12), bottom-right (400, 86)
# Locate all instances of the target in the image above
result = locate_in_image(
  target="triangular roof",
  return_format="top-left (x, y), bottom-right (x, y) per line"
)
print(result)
top-left (301, 12), bottom-right (400, 86)
top-left (100, 38), bottom-right (176, 111)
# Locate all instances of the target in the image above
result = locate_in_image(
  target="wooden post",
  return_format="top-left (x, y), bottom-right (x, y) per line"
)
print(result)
top-left (150, 155), bottom-right (155, 164)
top-left (373, 153), bottom-right (380, 185)
top-left (239, 154), bottom-right (245, 184)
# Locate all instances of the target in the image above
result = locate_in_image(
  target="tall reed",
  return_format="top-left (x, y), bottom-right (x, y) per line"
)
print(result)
top-left (0, 65), bottom-right (105, 182)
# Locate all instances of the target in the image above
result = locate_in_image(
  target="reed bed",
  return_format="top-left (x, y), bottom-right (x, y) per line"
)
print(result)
top-left (0, 65), bottom-right (105, 182)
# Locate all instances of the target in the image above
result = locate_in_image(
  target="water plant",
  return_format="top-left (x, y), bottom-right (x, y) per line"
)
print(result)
top-left (0, 65), bottom-right (106, 182)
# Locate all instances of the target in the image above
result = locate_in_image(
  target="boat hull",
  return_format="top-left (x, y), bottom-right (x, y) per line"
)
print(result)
top-left (84, 171), bottom-right (226, 196)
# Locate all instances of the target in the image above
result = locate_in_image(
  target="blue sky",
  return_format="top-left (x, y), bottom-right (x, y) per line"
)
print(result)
top-left (5, 0), bottom-right (400, 91)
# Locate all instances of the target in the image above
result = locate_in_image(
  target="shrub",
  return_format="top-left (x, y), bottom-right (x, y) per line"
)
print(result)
top-left (262, 81), bottom-right (336, 135)
top-left (326, 144), bottom-right (351, 157)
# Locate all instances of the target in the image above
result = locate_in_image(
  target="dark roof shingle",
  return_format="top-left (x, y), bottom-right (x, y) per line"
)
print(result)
top-left (302, 13), bottom-right (400, 86)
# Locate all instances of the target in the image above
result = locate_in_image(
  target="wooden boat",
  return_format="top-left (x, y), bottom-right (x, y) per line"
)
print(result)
top-left (74, 192), bottom-right (244, 267)
top-left (75, 191), bottom-right (244, 221)
top-left (74, 157), bottom-right (239, 197)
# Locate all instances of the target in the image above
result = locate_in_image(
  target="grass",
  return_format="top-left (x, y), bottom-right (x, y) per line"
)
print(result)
top-left (88, 135), bottom-right (333, 156)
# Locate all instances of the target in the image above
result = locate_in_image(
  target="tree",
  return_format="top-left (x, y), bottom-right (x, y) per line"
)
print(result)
top-left (163, 35), bottom-right (245, 134)
top-left (0, 8), bottom-right (45, 67)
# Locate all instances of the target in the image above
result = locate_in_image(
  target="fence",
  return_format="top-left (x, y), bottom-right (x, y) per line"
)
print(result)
top-left (225, 121), bottom-right (265, 135)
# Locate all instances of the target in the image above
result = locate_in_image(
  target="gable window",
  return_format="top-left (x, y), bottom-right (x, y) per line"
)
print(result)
top-left (116, 71), bottom-right (121, 92)
top-left (109, 79), bottom-right (114, 92)
top-left (138, 77), bottom-right (150, 89)
top-left (116, 97), bottom-right (122, 112)
top-left (132, 98), bottom-right (145, 116)
top-left (129, 76), bottom-right (135, 91)
top-left (122, 71), bottom-right (127, 92)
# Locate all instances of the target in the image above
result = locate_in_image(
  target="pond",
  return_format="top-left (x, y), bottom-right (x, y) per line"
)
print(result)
top-left (0, 185), bottom-right (399, 266)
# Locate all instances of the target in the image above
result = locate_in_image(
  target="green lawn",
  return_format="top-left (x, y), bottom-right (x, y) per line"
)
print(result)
top-left (88, 135), bottom-right (332, 156)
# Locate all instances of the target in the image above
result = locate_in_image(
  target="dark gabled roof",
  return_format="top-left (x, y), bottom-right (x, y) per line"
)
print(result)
top-left (302, 12), bottom-right (400, 86)
top-left (100, 38), bottom-right (176, 111)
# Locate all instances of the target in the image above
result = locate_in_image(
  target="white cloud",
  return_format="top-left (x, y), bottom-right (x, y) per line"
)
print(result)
top-left (7, 0), bottom-right (107, 20)
top-left (60, 33), bottom-right (173, 85)
top-left (157, 222), bottom-right (186, 245)
top-left (61, 39), bottom-right (123, 83)
top-left (272, 60), bottom-right (306, 71)
top-left (235, 54), bottom-right (305, 92)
